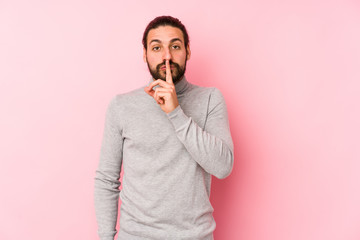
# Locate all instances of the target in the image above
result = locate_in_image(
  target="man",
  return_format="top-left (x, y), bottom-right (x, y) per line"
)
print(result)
top-left (94, 16), bottom-right (234, 240)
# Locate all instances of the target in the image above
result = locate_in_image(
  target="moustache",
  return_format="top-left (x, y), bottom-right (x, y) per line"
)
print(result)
top-left (156, 61), bottom-right (180, 71)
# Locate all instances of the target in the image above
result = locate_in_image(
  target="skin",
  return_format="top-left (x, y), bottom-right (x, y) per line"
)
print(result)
top-left (143, 26), bottom-right (191, 114)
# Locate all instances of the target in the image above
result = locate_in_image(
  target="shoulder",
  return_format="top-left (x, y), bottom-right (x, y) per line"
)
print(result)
top-left (203, 87), bottom-right (228, 113)
top-left (109, 85), bottom-right (148, 107)
top-left (190, 84), bottom-right (225, 102)
top-left (209, 87), bottom-right (226, 102)
top-left (187, 83), bottom-right (215, 97)
top-left (116, 85), bottom-right (147, 101)
top-left (104, 88), bottom-right (140, 115)
top-left (104, 86), bottom-right (147, 128)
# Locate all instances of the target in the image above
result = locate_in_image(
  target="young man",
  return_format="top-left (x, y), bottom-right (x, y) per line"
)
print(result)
top-left (94, 16), bottom-right (234, 240)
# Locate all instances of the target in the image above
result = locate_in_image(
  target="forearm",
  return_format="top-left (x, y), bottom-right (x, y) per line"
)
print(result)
top-left (94, 170), bottom-right (120, 240)
top-left (166, 93), bottom-right (234, 179)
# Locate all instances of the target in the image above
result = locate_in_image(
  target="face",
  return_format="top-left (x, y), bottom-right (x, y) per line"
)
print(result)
top-left (143, 25), bottom-right (191, 84)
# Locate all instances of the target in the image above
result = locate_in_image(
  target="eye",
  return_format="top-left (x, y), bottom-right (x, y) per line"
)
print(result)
top-left (152, 46), bottom-right (160, 51)
top-left (172, 45), bottom-right (180, 50)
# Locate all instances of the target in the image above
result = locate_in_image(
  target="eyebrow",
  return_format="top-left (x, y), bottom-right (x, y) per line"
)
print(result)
top-left (149, 38), bottom-right (183, 45)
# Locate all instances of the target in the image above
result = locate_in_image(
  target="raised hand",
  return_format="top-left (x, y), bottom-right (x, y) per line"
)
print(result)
top-left (144, 59), bottom-right (179, 113)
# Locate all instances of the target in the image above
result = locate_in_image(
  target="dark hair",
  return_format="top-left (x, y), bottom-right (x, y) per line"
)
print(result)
top-left (142, 16), bottom-right (190, 50)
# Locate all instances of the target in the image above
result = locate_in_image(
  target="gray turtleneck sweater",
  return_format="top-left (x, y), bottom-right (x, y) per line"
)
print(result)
top-left (94, 76), bottom-right (234, 240)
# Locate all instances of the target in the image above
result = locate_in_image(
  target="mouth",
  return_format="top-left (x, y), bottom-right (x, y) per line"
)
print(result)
top-left (160, 66), bottom-right (175, 70)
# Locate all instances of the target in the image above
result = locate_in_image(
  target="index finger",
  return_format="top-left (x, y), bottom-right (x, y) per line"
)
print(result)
top-left (165, 59), bottom-right (173, 84)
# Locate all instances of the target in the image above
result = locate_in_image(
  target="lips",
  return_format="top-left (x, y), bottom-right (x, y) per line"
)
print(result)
top-left (160, 66), bottom-right (174, 70)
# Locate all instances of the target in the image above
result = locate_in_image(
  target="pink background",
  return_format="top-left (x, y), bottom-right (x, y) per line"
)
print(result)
top-left (1, 0), bottom-right (360, 239)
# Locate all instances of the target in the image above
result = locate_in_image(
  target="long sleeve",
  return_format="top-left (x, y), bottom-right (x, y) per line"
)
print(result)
top-left (166, 88), bottom-right (234, 179)
top-left (94, 96), bottom-right (123, 240)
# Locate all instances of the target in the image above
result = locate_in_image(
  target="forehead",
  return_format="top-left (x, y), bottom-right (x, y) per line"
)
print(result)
top-left (147, 26), bottom-right (184, 45)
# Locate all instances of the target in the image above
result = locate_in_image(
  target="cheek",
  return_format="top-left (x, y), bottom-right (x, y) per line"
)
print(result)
top-left (176, 51), bottom-right (187, 62)
top-left (147, 54), bottom-right (160, 65)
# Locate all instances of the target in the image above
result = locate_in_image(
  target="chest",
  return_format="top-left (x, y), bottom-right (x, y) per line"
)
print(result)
top-left (120, 95), bottom-right (208, 154)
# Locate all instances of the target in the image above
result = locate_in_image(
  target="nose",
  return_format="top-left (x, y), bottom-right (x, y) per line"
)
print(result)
top-left (163, 47), bottom-right (172, 61)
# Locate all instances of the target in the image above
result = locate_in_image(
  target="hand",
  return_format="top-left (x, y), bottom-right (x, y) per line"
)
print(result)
top-left (144, 59), bottom-right (179, 113)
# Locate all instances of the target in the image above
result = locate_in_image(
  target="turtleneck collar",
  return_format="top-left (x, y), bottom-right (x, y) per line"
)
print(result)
top-left (147, 75), bottom-right (190, 95)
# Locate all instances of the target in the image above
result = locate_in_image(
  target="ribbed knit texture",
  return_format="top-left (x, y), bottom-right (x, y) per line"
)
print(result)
top-left (94, 76), bottom-right (234, 240)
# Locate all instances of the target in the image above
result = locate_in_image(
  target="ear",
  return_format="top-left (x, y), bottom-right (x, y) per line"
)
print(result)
top-left (143, 47), bottom-right (147, 63)
top-left (186, 44), bottom-right (191, 60)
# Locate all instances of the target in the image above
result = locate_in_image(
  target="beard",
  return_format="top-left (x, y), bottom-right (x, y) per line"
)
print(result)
top-left (146, 58), bottom-right (187, 85)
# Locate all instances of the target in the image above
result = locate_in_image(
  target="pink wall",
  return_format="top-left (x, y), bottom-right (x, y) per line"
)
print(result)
top-left (1, 1), bottom-right (359, 239)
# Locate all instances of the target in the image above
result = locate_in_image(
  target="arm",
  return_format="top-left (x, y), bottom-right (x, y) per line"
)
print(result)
top-left (166, 88), bottom-right (234, 179)
top-left (94, 96), bottom-right (123, 240)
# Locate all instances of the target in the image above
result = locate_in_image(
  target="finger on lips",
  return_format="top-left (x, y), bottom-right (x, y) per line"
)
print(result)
top-left (165, 60), bottom-right (173, 83)
top-left (144, 59), bottom-right (174, 104)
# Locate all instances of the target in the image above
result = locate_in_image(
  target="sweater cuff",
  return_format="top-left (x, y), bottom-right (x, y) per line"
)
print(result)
top-left (166, 105), bottom-right (190, 130)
